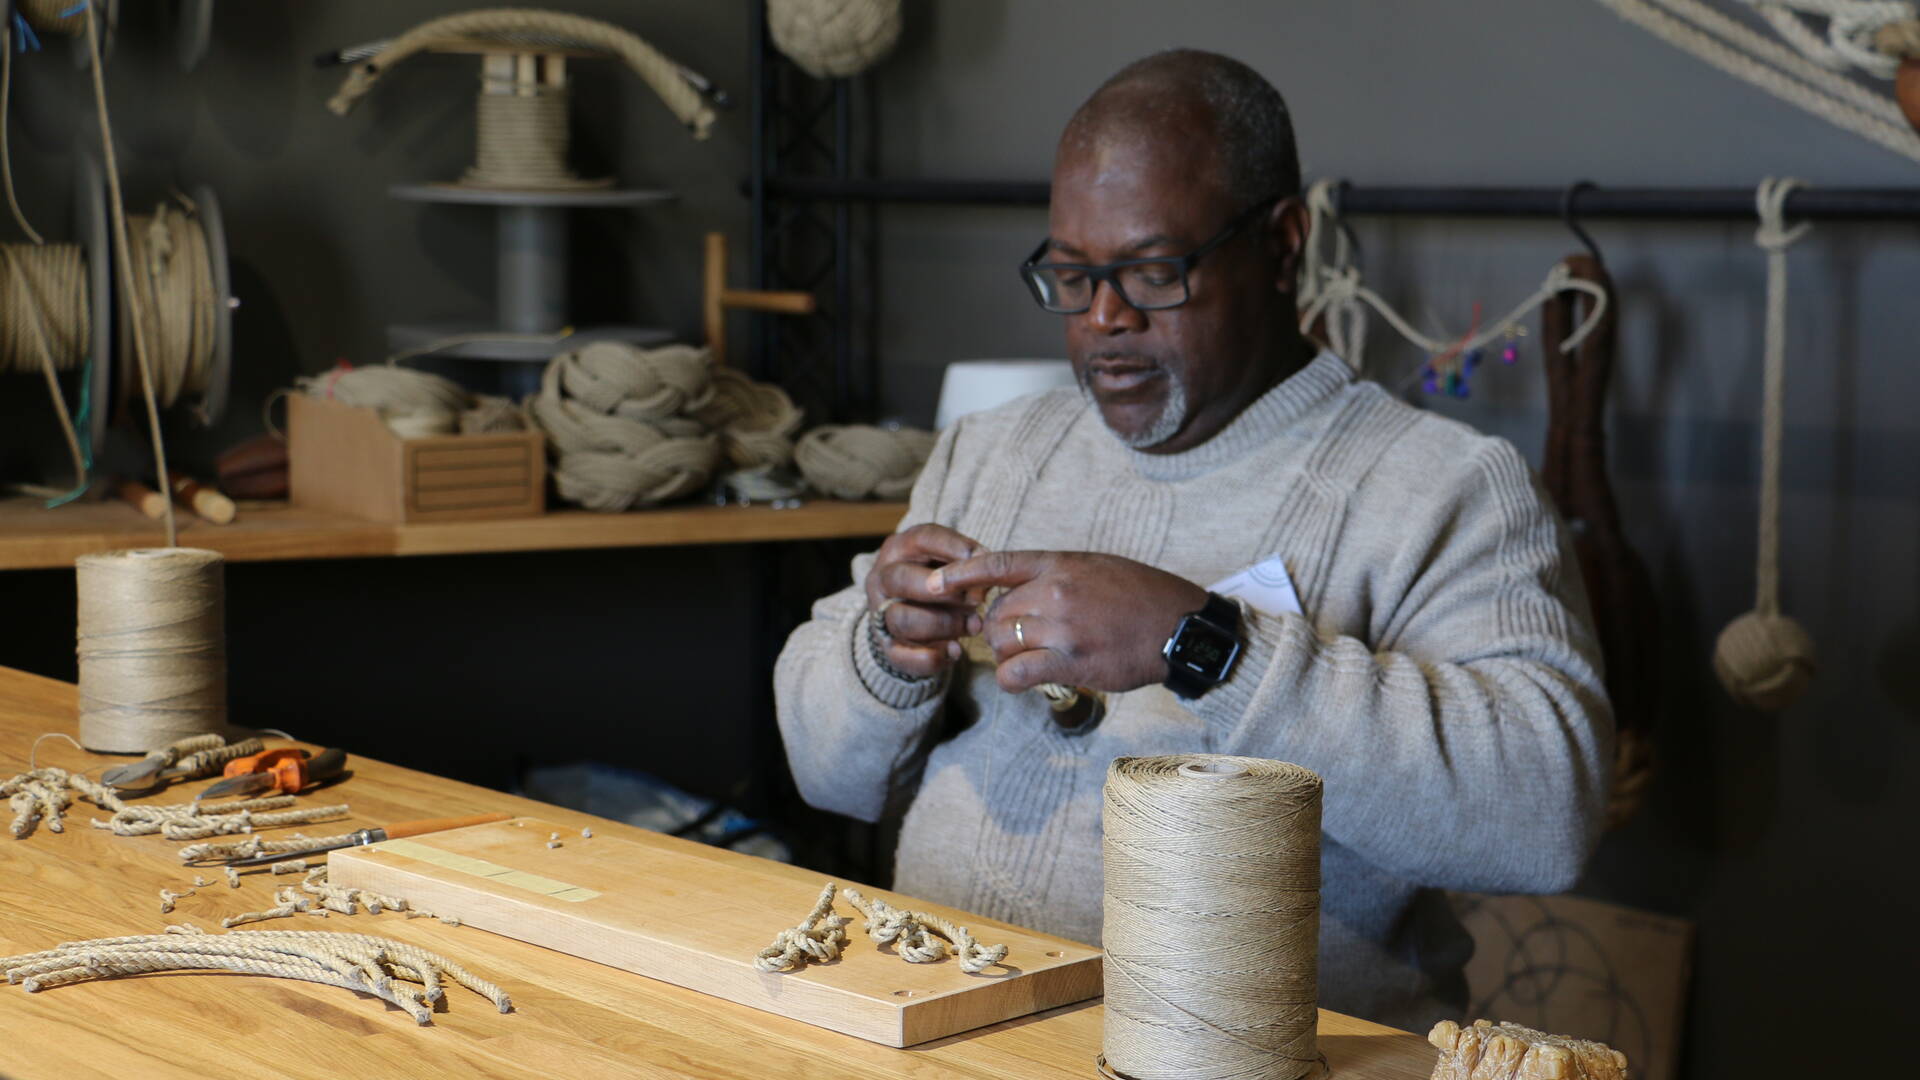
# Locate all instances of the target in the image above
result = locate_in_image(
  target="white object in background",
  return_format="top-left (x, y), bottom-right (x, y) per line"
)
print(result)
top-left (934, 359), bottom-right (1076, 430)
top-left (1209, 554), bottom-right (1303, 617)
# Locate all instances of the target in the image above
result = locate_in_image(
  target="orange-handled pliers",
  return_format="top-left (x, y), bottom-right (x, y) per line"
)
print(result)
top-left (194, 747), bottom-right (348, 802)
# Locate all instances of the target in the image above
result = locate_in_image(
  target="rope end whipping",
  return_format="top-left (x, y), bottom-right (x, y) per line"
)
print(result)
top-left (325, 66), bottom-right (379, 117)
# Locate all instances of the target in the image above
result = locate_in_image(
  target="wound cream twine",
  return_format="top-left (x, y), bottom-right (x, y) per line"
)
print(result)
top-left (75, 548), bottom-right (227, 753)
top-left (1101, 755), bottom-right (1326, 1080)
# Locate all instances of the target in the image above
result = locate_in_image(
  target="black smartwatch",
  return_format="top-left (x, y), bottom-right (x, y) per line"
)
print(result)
top-left (1161, 592), bottom-right (1243, 700)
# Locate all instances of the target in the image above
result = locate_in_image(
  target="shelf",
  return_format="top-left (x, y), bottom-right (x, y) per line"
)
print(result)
top-left (389, 184), bottom-right (678, 208)
top-left (0, 497), bottom-right (906, 571)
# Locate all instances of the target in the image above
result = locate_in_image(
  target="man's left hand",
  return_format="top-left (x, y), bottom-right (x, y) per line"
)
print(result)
top-left (930, 551), bottom-right (1209, 694)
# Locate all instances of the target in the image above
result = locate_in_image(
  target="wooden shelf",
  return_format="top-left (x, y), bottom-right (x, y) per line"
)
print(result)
top-left (0, 497), bottom-right (906, 570)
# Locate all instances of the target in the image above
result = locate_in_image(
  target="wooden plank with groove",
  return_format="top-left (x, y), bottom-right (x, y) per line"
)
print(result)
top-left (0, 665), bottom-right (1439, 1079)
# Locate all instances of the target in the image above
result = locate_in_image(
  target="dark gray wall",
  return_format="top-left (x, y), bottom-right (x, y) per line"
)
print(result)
top-left (865, 3), bottom-right (1919, 1079)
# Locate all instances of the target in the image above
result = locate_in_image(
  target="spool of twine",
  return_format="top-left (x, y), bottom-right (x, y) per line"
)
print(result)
top-left (75, 548), bottom-right (227, 753)
top-left (1102, 755), bottom-right (1325, 1080)
top-left (466, 86), bottom-right (607, 190)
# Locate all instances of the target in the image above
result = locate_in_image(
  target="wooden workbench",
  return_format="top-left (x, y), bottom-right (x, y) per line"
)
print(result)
top-left (0, 497), bottom-right (907, 571)
top-left (0, 665), bottom-right (1437, 1079)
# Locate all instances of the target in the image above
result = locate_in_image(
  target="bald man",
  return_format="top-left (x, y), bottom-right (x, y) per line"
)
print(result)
top-left (774, 49), bottom-right (1611, 1029)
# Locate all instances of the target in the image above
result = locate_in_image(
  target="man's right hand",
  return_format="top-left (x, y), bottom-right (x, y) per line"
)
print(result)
top-left (863, 523), bottom-right (987, 679)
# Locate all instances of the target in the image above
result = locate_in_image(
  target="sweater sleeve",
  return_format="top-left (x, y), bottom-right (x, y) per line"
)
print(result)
top-left (1189, 438), bottom-right (1613, 895)
top-left (772, 425), bottom-right (964, 824)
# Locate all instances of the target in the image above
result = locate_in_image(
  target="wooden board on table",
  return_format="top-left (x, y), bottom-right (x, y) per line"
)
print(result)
top-left (330, 816), bottom-right (1104, 1047)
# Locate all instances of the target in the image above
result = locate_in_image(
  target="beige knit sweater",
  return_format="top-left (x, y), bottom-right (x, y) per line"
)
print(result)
top-left (774, 352), bottom-right (1613, 1029)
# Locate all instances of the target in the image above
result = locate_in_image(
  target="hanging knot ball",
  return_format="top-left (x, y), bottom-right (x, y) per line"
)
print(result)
top-left (1713, 611), bottom-right (1817, 711)
top-left (766, 0), bottom-right (902, 79)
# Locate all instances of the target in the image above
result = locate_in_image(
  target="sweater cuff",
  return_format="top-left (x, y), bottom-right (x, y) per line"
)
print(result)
top-left (1182, 603), bottom-right (1291, 730)
top-left (851, 609), bottom-right (949, 709)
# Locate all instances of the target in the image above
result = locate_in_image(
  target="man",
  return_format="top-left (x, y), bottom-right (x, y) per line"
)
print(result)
top-left (774, 49), bottom-right (1611, 1029)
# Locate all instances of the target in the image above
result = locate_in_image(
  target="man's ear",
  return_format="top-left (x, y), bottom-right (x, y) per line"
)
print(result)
top-left (1265, 197), bottom-right (1310, 296)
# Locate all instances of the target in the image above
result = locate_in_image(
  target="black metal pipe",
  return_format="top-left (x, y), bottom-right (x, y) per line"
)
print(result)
top-left (758, 176), bottom-right (1920, 220)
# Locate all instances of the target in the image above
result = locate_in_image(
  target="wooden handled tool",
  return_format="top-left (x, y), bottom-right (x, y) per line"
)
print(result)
top-left (114, 477), bottom-right (169, 520)
top-left (222, 813), bottom-right (514, 866)
top-left (168, 474), bottom-right (237, 525)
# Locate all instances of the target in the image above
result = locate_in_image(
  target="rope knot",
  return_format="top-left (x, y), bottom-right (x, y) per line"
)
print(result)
top-left (1754, 176), bottom-right (1812, 251)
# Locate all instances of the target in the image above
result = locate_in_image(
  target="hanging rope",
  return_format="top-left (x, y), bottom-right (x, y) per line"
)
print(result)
top-left (1713, 177), bottom-right (1819, 710)
top-left (1591, 0), bottom-right (1920, 164)
top-left (1297, 179), bottom-right (1369, 371)
top-left (1735, 1), bottom-right (1920, 77)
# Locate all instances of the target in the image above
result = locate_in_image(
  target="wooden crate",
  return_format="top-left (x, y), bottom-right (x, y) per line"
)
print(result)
top-left (288, 394), bottom-right (544, 523)
top-left (331, 817), bottom-right (1104, 1047)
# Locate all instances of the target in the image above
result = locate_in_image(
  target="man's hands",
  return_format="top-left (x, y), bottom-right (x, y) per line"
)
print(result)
top-left (928, 551), bottom-right (1209, 694)
top-left (864, 524), bottom-right (988, 679)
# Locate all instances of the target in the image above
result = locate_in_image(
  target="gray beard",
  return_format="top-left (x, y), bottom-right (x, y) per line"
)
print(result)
top-left (1082, 370), bottom-right (1188, 449)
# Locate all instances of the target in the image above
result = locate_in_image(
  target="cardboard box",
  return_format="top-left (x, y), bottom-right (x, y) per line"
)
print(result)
top-left (289, 394), bottom-right (544, 523)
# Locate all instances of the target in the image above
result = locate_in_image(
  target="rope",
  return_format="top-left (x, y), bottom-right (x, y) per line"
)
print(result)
top-left (120, 198), bottom-right (218, 422)
top-left (293, 363), bottom-right (473, 438)
top-left (1297, 180), bottom-right (1368, 371)
top-left (842, 886), bottom-right (1008, 973)
top-left (793, 424), bottom-right (936, 500)
top-left (0, 930), bottom-right (511, 1024)
top-left (527, 342), bottom-right (722, 510)
top-left (325, 8), bottom-right (715, 140)
top-left (1293, 199), bottom-right (1611, 392)
top-left (1591, 0), bottom-right (1920, 164)
top-left (766, 0), bottom-right (904, 79)
top-left (465, 84), bottom-right (610, 191)
top-left (1735, 1), bottom-right (1918, 75)
top-left (1, 18), bottom-right (45, 245)
top-left (1752, 177), bottom-right (1807, 618)
top-left (754, 881), bottom-right (851, 972)
top-left (0, 243), bottom-right (89, 492)
top-left (694, 365), bottom-right (804, 470)
top-left (1713, 178), bottom-right (1819, 710)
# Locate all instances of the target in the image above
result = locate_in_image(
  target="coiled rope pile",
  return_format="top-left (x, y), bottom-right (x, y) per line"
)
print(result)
top-left (0, 929), bottom-right (510, 1025)
top-left (528, 342), bottom-right (724, 510)
top-left (794, 424), bottom-right (936, 500)
top-left (289, 364), bottom-right (516, 439)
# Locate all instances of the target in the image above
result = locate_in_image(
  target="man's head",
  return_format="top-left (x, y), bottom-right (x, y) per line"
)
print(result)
top-left (1041, 50), bottom-right (1309, 452)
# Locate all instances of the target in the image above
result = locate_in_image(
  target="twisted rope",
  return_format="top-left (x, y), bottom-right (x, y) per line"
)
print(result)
top-left (842, 886), bottom-right (1008, 973)
top-left (794, 425), bottom-right (936, 501)
top-left (754, 881), bottom-right (851, 972)
top-left (527, 343), bottom-right (722, 510)
top-left (326, 7), bottom-right (714, 140)
top-left (1, 930), bottom-right (510, 1024)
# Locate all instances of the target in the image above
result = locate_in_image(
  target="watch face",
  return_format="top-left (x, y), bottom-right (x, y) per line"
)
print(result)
top-left (1169, 618), bottom-right (1238, 680)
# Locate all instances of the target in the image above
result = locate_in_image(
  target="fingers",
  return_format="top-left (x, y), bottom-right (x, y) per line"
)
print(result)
top-left (891, 523), bottom-right (984, 566)
top-left (994, 644), bottom-right (1075, 694)
top-left (929, 550), bottom-right (1052, 597)
top-left (881, 600), bottom-right (981, 644)
top-left (882, 637), bottom-right (961, 679)
top-left (874, 560), bottom-right (979, 607)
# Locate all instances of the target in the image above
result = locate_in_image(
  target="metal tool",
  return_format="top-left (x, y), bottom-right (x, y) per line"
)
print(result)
top-left (221, 813), bottom-right (513, 867)
top-left (195, 747), bottom-right (347, 802)
top-left (101, 735), bottom-right (264, 794)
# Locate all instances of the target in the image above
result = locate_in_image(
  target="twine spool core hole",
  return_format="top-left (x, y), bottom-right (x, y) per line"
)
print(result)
top-left (1176, 760), bottom-right (1248, 779)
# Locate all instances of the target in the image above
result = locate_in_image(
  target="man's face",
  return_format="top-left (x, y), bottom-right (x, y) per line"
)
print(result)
top-left (1046, 116), bottom-right (1270, 451)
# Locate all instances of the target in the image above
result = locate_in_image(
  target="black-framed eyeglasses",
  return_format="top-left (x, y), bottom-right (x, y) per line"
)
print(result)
top-left (1018, 194), bottom-right (1283, 315)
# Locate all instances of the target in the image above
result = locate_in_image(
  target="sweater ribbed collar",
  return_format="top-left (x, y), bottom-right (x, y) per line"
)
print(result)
top-left (1114, 350), bottom-right (1353, 482)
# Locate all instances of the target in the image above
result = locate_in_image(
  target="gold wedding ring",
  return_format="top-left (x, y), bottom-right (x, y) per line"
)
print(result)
top-left (874, 596), bottom-right (902, 635)
top-left (1014, 617), bottom-right (1027, 649)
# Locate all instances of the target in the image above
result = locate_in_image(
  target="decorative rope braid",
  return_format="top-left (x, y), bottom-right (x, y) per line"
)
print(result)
top-left (176, 830), bottom-right (353, 864)
top-left (1, 930), bottom-right (512, 1024)
top-left (794, 424), bottom-right (937, 500)
top-left (103, 795), bottom-right (349, 840)
top-left (528, 343), bottom-right (722, 510)
top-left (754, 881), bottom-right (852, 973)
top-left (842, 887), bottom-right (1008, 974)
top-left (693, 365), bottom-right (805, 471)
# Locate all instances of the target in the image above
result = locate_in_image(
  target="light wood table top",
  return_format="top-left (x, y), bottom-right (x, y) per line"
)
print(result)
top-left (0, 497), bottom-right (907, 571)
top-left (0, 666), bottom-right (1436, 1079)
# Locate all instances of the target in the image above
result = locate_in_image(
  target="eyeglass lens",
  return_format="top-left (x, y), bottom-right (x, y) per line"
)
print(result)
top-left (1029, 260), bottom-right (1190, 313)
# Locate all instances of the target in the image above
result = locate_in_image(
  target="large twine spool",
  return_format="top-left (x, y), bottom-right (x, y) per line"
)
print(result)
top-left (1102, 755), bottom-right (1325, 1080)
top-left (75, 548), bottom-right (227, 753)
